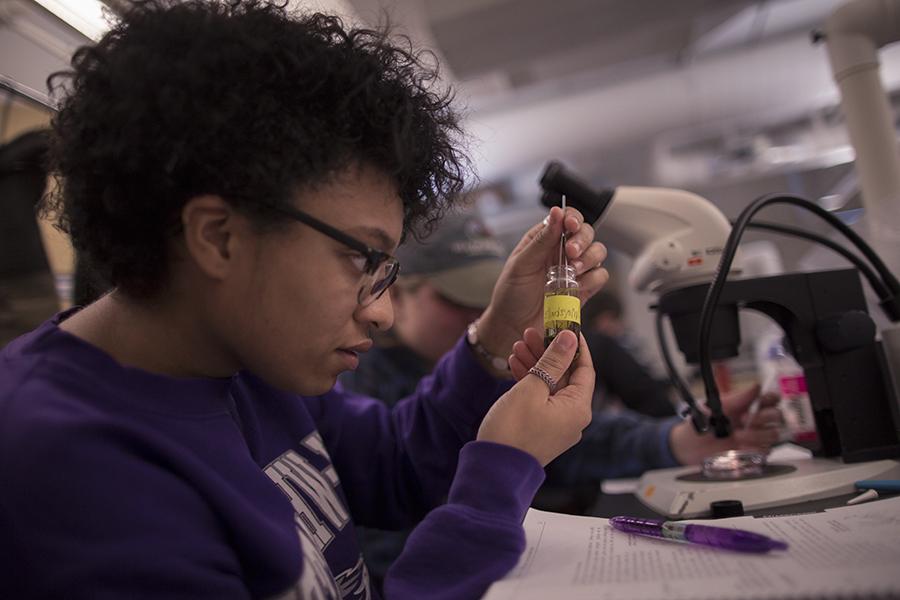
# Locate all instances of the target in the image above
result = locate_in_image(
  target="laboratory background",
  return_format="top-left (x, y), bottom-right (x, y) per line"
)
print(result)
top-left (5, 0), bottom-right (900, 372)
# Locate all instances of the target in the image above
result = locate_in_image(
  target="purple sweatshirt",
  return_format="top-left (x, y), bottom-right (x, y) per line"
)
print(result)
top-left (0, 311), bottom-right (545, 599)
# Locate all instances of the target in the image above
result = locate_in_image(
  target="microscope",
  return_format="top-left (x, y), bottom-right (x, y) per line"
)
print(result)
top-left (539, 0), bottom-right (900, 518)
top-left (541, 164), bottom-right (900, 517)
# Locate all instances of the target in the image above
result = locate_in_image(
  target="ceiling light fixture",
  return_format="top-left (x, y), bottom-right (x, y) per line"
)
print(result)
top-left (32, 0), bottom-right (113, 42)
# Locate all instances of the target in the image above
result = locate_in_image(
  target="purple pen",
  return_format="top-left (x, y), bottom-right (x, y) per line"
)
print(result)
top-left (609, 516), bottom-right (788, 553)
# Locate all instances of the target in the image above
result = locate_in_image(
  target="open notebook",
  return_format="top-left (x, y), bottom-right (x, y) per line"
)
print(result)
top-left (482, 495), bottom-right (900, 600)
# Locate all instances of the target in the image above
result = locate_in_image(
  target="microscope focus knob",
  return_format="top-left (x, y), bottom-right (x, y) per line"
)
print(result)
top-left (815, 310), bottom-right (876, 353)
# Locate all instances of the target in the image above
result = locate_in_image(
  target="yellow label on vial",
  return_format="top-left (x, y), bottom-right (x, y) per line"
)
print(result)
top-left (543, 294), bottom-right (581, 325)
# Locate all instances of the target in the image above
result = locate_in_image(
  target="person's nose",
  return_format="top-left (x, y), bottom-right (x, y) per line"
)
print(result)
top-left (356, 289), bottom-right (395, 332)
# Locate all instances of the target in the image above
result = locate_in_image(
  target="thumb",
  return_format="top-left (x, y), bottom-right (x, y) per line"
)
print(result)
top-left (525, 329), bottom-right (578, 393)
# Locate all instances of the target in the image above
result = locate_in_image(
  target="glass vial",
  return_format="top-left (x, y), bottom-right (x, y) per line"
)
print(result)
top-left (543, 264), bottom-right (581, 355)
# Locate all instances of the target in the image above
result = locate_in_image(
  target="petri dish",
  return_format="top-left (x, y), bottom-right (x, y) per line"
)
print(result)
top-left (702, 449), bottom-right (767, 480)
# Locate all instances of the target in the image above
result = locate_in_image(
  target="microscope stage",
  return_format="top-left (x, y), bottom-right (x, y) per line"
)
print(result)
top-left (636, 457), bottom-right (900, 518)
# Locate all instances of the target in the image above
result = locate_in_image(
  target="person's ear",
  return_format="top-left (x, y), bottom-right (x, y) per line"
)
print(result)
top-left (181, 195), bottom-right (243, 281)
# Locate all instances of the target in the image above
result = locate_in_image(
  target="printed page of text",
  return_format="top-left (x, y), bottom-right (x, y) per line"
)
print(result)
top-left (482, 496), bottom-right (900, 600)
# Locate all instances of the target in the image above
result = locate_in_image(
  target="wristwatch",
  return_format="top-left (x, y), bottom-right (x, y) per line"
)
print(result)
top-left (466, 320), bottom-right (510, 372)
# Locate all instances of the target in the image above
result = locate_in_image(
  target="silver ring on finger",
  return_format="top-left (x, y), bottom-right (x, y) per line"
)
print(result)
top-left (528, 366), bottom-right (557, 392)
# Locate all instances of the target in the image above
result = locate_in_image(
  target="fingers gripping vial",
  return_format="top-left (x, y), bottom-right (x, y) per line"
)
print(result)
top-left (543, 196), bottom-right (582, 356)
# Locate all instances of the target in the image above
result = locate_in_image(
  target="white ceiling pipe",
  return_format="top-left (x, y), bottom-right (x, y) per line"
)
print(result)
top-left (465, 32), bottom-right (900, 184)
top-left (823, 0), bottom-right (900, 282)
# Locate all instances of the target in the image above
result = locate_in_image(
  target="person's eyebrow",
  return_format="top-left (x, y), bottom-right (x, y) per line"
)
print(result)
top-left (346, 226), bottom-right (398, 252)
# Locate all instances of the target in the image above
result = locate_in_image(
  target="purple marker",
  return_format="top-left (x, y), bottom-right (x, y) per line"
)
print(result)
top-left (609, 516), bottom-right (788, 553)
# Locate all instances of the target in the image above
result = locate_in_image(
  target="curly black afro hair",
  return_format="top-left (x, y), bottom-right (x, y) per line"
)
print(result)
top-left (44, 0), bottom-right (470, 297)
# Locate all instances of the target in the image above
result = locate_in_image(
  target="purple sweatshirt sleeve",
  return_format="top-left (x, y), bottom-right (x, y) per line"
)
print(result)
top-left (309, 335), bottom-right (514, 529)
top-left (309, 336), bottom-right (546, 599)
top-left (384, 441), bottom-right (545, 600)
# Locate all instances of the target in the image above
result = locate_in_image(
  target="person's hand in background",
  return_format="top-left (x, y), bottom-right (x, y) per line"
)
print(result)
top-left (669, 385), bottom-right (783, 465)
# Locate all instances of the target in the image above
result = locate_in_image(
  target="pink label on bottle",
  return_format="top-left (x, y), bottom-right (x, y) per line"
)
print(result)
top-left (779, 375), bottom-right (807, 395)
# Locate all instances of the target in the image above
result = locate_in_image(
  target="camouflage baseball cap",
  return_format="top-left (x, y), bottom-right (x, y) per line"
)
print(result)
top-left (396, 213), bottom-right (506, 309)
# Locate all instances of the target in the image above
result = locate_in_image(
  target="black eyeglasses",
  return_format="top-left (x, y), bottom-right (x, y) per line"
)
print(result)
top-left (261, 203), bottom-right (400, 306)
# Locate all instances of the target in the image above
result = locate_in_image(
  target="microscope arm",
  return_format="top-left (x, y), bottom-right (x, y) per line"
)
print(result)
top-left (598, 186), bottom-right (737, 294)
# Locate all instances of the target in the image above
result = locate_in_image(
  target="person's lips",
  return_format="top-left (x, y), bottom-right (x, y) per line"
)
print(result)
top-left (343, 340), bottom-right (374, 354)
top-left (336, 340), bottom-right (373, 370)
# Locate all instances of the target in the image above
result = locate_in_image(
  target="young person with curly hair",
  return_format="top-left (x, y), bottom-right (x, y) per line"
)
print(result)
top-left (0, 1), bottom-right (614, 598)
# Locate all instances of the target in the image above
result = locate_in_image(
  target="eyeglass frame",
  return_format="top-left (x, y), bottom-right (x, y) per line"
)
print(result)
top-left (257, 202), bottom-right (400, 306)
